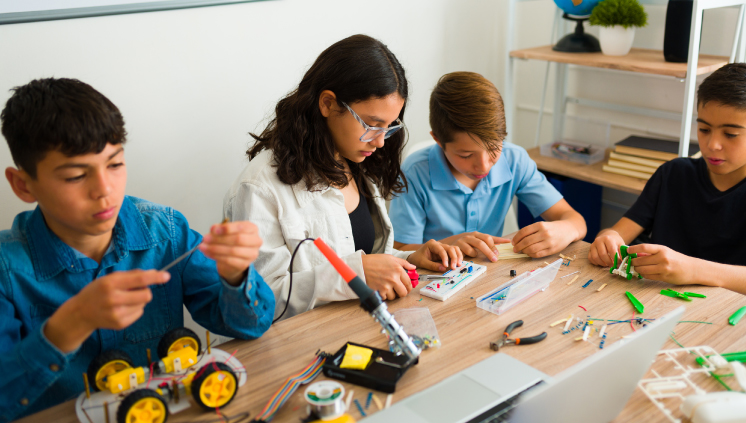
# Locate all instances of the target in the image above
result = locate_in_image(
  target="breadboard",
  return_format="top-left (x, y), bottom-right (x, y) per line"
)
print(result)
top-left (419, 261), bottom-right (486, 301)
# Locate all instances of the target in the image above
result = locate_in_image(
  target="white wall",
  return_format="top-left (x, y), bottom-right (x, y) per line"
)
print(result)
top-left (0, 0), bottom-right (507, 231)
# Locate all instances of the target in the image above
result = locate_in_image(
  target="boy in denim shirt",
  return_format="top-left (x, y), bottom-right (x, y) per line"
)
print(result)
top-left (0, 78), bottom-right (275, 421)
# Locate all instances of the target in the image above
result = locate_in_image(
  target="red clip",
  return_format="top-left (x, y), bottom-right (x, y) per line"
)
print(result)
top-left (407, 268), bottom-right (419, 288)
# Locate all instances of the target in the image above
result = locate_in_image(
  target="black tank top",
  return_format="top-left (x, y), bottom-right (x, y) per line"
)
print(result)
top-left (348, 190), bottom-right (375, 255)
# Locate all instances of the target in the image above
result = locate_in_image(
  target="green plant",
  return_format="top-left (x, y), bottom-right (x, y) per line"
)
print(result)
top-left (589, 0), bottom-right (648, 28)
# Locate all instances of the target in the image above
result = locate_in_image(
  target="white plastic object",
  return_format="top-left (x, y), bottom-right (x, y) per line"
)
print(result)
top-left (599, 25), bottom-right (635, 56)
top-left (681, 391), bottom-right (746, 423)
top-left (540, 140), bottom-right (604, 165)
top-left (420, 261), bottom-right (486, 301)
top-left (731, 361), bottom-right (746, 392)
top-left (476, 259), bottom-right (561, 315)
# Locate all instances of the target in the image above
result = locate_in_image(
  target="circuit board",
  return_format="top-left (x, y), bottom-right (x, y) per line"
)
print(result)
top-left (419, 261), bottom-right (487, 301)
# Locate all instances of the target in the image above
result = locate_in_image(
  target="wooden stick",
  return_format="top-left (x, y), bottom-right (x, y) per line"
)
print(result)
top-left (82, 373), bottom-right (90, 399)
top-left (550, 318), bottom-right (569, 327)
top-left (372, 394), bottom-right (383, 411)
top-left (567, 275), bottom-right (580, 285)
top-left (597, 283), bottom-right (608, 292)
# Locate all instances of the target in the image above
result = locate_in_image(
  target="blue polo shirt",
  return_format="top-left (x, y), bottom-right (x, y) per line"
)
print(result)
top-left (0, 196), bottom-right (275, 422)
top-left (390, 143), bottom-right (563, 243)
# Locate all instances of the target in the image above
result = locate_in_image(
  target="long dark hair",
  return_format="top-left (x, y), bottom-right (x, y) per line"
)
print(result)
top-left (247, 34), bottom-right (408, 199)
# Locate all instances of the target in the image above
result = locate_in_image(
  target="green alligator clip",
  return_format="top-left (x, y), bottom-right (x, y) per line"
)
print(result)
top-left (626, 291), bottom-right (644, 314)
top-left (729, 306), bottom-right (746, 326)
top-left (683, 292), bottom-right (706, 298)
top-left (696, 351), bottom-right (746, 366)
top-left (660, 289), bottom-right (692, 301)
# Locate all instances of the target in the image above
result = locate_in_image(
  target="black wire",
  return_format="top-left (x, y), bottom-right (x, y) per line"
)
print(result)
top-left (273, 238), bottom-right (315, 323)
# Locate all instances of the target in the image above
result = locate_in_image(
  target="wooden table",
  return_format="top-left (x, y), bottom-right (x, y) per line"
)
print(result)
top-left (528, 146), bottom-right (647, 195)
top-left (20, 241), bottom-right (746, 423)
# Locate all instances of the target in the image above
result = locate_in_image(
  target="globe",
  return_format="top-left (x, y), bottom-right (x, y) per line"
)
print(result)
top-left (553, 0), bottom-right (602, 18)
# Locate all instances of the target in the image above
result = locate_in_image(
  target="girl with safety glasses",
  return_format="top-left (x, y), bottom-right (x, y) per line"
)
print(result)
top-left (223, 34), bottom-right (460, 321)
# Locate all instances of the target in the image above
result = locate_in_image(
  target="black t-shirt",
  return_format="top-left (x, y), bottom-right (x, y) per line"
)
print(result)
top-left (348, 190), bottom-right (375, 255)
top-left (624, 157), bottom-right (746, 266)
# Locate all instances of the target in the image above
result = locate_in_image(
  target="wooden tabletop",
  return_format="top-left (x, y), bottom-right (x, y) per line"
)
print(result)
top-left (19, 241), bottom-right (746, 423)
top-left (528, 146), bottom-right (647, 195)
top-left (510, 46), bottom-right (729, 79)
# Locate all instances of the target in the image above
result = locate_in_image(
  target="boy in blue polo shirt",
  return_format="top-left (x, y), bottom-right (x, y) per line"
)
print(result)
top-left (0, 78), bottom-right (275, 421)
top-left (589, 63), bottom-right (746, 294)
top-left (391, 72), bottom-right (586, 259)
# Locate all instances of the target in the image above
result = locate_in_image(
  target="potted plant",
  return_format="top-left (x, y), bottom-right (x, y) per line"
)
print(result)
top-left (589, 0), bottom-right (648, 56)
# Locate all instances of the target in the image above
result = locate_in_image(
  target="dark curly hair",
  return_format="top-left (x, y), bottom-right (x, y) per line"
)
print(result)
top-left (247, 34), bottom-right (408, 199)
top-left (1, 78), bottom-right (126, 179)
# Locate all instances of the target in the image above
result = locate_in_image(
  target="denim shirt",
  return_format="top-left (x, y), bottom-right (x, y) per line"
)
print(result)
top-left (0, 196), bottom-right (275, 422)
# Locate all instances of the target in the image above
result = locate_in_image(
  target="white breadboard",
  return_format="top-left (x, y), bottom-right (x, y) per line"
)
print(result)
top-left (419, 261), bottom-right (486, 301)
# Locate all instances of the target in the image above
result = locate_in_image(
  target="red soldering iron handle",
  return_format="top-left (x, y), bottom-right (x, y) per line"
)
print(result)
top-left (313, 237), bottom-right (380, 311)
top-left (313, 238), bottom-right (356, 283)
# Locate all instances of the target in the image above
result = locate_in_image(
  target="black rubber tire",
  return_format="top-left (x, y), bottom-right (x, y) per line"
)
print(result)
top-left (156, 327), bottom-right (202, 359)
top-left (191, 362), bottom-right (238, 410)
top-left (86, 349), bottom-right (134, 392)
top-left (116, 388), bottom-right (169, 423)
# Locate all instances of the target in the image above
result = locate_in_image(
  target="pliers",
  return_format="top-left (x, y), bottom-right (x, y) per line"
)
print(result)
top-left (490, 320), bottom-right (548, 351)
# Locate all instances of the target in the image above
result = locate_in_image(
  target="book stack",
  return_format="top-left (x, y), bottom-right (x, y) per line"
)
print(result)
top-left (602, 136), bottom-right (700, 180)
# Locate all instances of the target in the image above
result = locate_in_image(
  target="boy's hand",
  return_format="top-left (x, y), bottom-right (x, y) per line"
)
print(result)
top-left (45, 270), bottom-right (170, 353)
top-left (589, 229), bottom-right (626, 267)
top-left (200, 221), bottom-right (262, 286)
top-left (409, 239), bottom-right (463, 272)
top-left (362, 254), bottom-right (415, 300)
top-left (511, 221), bottom-right (577, 258)
top-left (442, 232), bottom-right (510, 262)
top-left (628, 244), bottom-right (696, 285)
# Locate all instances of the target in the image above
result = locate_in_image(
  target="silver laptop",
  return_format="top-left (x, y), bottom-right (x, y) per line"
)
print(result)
top-left (362, 306), bottom-right (685, 423)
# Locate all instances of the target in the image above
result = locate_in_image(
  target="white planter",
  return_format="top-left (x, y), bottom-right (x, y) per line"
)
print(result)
top-left (599, 25), bottom-right (636, 56)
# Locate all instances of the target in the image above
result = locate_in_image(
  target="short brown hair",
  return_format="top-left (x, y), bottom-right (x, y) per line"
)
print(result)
top-left (429, 72), bottom-right (507, 151)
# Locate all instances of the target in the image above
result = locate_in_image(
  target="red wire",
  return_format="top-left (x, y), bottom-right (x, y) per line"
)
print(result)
top-left (578, 305), bottom-right (587, 312)
top-left (147, 361), bottom-right (155, 386)
top-left (224, 349), bottom-right (238, 364)
top-left (631, 312), bottom-right (637, 332)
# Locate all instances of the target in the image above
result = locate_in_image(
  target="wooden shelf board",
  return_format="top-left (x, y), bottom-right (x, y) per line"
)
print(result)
top-left (510, 45), bottom-right (728, 78)
top-left (528, 146), bottom-right (647, 195)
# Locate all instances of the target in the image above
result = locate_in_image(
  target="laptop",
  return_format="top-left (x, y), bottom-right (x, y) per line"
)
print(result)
top-left (362, 306), bottom-right (685, 423)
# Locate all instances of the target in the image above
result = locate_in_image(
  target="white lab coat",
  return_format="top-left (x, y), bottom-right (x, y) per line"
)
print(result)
top-left (223, 149), bottom-right (412, 321)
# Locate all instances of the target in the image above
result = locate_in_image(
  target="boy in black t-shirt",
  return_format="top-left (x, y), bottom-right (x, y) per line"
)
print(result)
top-left (590, 63), bottom-right (746, 295)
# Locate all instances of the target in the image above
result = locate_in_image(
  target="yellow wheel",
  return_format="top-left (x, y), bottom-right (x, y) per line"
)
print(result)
top-left (157, 327), bottom-right (201, 358)
top-left (116, 389), bottom-right (169, 423)
top-left (166, 336), bottom-right (199, 355)
top-left (191, 362), bottom-right (238, 410)
top-left (87, 350), bottom-right (134, 391)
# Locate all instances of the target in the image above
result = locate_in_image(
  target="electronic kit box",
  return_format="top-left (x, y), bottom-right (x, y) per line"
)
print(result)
top-left (322, 342), bottom-right (417, 393)
top-left (476, 258), bottom-right (562, 315)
